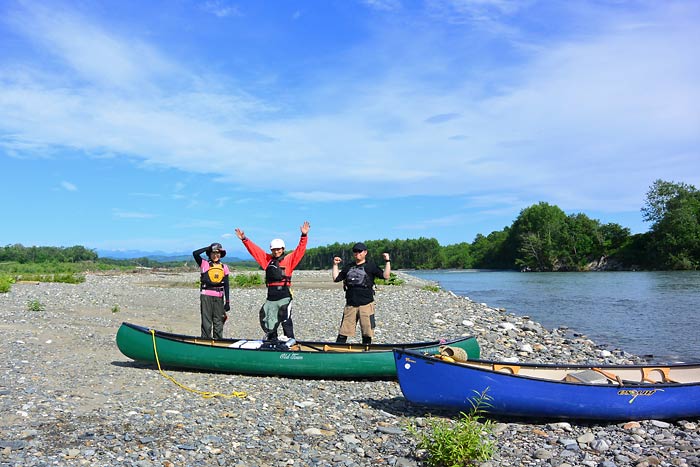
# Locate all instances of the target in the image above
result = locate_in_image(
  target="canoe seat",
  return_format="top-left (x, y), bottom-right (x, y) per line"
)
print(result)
top-left (591, 368), bottom-right (623, 385)
top-left (565, 369), bottom-right (610, 384)
top-left (492, 364), bottom-right (520, 374)
top-left (641, 367), bottom-right (677, 384)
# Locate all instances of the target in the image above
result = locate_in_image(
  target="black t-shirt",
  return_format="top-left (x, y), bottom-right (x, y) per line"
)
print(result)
top-left (334, 261), bottom-right (384, 306)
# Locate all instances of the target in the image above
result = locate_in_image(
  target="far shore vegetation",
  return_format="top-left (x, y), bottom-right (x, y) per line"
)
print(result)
top-left (1, 179), bottom-right (698, 294)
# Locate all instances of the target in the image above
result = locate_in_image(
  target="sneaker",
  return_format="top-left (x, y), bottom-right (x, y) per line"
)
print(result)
top-left (285, 338), bottom-right (297, 348)
top-left (278, 335), bottom-right (290, 342)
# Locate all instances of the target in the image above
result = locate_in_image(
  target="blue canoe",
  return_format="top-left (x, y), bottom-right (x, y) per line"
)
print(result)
top-left (394, 349), bottom-right (700, 421)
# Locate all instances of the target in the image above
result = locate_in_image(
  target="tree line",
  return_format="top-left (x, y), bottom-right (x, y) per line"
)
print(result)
top-left (0, 244), bottom-right (98, 263)
top-left (298, 179), bottom-right (700, 271)
top-left (4, 180), bottom-right (697, 272)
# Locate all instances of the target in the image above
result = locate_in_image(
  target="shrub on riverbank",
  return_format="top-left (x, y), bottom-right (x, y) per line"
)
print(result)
top-left (407, 392), bottom-right (495, 466)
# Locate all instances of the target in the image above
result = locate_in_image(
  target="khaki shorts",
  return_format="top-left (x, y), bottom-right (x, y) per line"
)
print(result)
top-left (338, 302), bottom-right (376, 337)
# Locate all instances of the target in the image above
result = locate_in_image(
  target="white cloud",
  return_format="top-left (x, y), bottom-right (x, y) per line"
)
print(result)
top-left (286, 191), bottom-right (367, 202)
top-left (1, 1), bottom-right (698, 219)
top-left (113, 210), bottom-right (155, 219)
top-left (60, 180), bottom-right (77, 191)
top-left (202, 1), bottom-right (241, 18)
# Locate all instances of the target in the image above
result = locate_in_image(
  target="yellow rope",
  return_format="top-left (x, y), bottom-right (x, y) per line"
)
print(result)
top-left (149, 329), bottom-right (247, 399)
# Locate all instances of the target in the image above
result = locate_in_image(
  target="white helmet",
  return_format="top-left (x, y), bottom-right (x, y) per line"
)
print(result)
top-left (270, 238), bottom-right (285, 250)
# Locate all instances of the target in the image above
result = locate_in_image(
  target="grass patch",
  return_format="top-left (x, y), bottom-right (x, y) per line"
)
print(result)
top-left (421, 284), bottom-right (441, 292)
top-left (407, 391), bottom-right (495, 466)
top-left (231, 273), bottom-right (264, 288)
top-left (17, 273), bottom-right (85, 284)
top-left (26, 299), bottom-right (45, 312)
top-left (0, 275), bottom-right (14, 293)
top-left (374, 272), bottom-right (405, 286)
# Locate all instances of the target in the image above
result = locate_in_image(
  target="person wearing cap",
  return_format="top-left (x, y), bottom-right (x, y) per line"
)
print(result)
top-left (193, 242), bottom-right (231, 339)
top-left (234, 221), bottom-right (310, 341)
top-left (332, 242), bottom-right (391, 345)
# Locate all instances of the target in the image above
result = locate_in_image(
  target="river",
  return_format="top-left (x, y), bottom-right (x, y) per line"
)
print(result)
top-left (410, 270), bottom-right (700, 363)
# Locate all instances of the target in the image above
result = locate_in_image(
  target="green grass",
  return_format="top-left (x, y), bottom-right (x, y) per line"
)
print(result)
top-left (26, 299), bottom-right (45, 312)
top-left (17, 273), bottom-right (85, 284)
top-left (421, 284), bottom-right (441, 292)
top-left (0, 275), bottom-right (14, 293)
top-left (374, 272), bottom-right (405, 286)
top-left (231, 272), bottom-right (264, 287)
top-left (407, 391), bottom-right (495, 466)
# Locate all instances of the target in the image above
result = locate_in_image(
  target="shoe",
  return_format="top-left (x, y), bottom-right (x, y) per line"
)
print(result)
top-left (278, 335), bottom-right (290, 342)
top-left (285, 338), bottom-right (297, 348)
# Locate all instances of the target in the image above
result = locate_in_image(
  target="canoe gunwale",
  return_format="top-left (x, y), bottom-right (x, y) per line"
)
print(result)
top-left (121, 321), bottom-right (473, 353)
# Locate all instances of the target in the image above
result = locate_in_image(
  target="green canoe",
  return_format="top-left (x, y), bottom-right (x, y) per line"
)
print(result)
top-left (116, 322), bottom-right (480, 379)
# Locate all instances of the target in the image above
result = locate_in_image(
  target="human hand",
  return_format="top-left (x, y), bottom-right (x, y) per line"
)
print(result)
top-left (333, 256), bottom-right (342, 265)
top-left (224, 301), bottom-right (231, 312)
top-left (235, 228), bottom-right (245, 240)
top-left (300, 221), bottom-right (310, 235)
top-left (382, 252), bottom-right (390, 261)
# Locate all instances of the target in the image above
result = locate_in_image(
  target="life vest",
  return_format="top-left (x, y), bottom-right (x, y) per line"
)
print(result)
top-left (201, 261), bottom-right (226, 290)
top-left (265, 257), bottom-right (290, 286)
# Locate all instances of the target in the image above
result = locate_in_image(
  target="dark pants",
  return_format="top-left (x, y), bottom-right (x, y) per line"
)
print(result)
top-left (200, 294), bottom-right (225, 339)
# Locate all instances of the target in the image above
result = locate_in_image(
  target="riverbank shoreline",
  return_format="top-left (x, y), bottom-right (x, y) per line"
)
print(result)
top-left (1, 269), bottom-right (698, 466)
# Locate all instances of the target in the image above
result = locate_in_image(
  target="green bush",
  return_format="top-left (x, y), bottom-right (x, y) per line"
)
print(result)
top-left (0, 275), bottom-right (14, 293)
top-left (232, 273), bottom-right (263, 288)
top-left (26, 300), bottom-right (45, 312)
top-left (408, 391), bottom-right (495, 466)
top-left (374, 272), bottom-right (405, 286)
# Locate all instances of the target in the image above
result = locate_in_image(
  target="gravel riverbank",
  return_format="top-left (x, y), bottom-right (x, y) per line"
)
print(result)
top-left (1, 269), bottom-right (698, 467)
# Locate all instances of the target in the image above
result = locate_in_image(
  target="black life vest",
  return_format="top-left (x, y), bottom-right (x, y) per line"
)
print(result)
top-left (265, 257), bottom-right (290, 286)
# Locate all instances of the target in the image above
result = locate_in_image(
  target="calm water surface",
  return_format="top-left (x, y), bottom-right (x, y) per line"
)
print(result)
top-left (410, 270), bottom-right (700, 363)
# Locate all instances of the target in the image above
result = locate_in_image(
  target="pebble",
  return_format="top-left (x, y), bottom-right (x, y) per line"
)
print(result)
top-left (0, 270), bottom-right (698, 466)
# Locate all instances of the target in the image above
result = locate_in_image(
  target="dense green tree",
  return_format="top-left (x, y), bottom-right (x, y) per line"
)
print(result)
top-left (509, 202), bottom-right (568, 271)
top-left (470, 229), bottom-right (515, 269)
top-left (440, 242), bottom-right (473, 268)
top-left (643, 180), bottom-right (700, 270)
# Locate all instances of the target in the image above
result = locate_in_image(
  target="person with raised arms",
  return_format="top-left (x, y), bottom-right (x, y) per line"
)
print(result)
top-left (235, 221), bottom-right (310, 342)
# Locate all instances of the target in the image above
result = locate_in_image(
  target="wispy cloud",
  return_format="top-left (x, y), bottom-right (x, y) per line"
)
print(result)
top-left (425, 113), bottom-right (461, 124)
top-left (202, 1), bottom-right (241, 18)
top-left (287, 191), bottom-right (367, 202)
top-left (112, 210), bottom-right (155, 219)
top-left (60, 181), bottom-right (77, 192)
top-left (1, 1), bottom-right (698, 219)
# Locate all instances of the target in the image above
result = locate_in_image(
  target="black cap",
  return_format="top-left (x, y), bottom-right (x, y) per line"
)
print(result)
top-left (207, 242), bottom-right (227, 258)
top-left (352, 242), bottom-right (367, 252)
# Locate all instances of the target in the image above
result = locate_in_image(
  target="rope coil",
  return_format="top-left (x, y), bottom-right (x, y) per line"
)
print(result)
top-left (150, 329), bottom-right (247, 399)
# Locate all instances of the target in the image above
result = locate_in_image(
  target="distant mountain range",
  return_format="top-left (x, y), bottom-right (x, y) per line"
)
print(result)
top-left (95, 249), bottom-right (248, 263)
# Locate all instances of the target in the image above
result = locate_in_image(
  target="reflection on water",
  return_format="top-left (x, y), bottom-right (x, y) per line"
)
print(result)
top-left (411, 270), bottom-right (700, 363)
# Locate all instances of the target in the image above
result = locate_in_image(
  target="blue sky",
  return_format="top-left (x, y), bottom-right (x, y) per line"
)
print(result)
top-left (1, 0), bottom-right (698, 258)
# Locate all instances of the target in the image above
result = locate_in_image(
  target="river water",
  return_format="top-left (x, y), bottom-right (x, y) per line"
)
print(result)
top-left (410, 270), bottom-right (700, 363)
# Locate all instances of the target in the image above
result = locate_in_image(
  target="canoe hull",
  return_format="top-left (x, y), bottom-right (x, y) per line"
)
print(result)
top-left (116, 322), bottom-right (480, 379)
top-left (394, 350), bottom-right (700, 421)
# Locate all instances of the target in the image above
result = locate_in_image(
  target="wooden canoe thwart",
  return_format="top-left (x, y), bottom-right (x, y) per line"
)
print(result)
top-left (115, 322), bottom-right (480, 379)
top-left (394, 349), bottom-right (700, 421)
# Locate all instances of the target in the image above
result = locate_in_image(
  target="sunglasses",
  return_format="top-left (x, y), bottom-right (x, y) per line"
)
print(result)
top-left (352, 249), bottom-right (365, 253)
